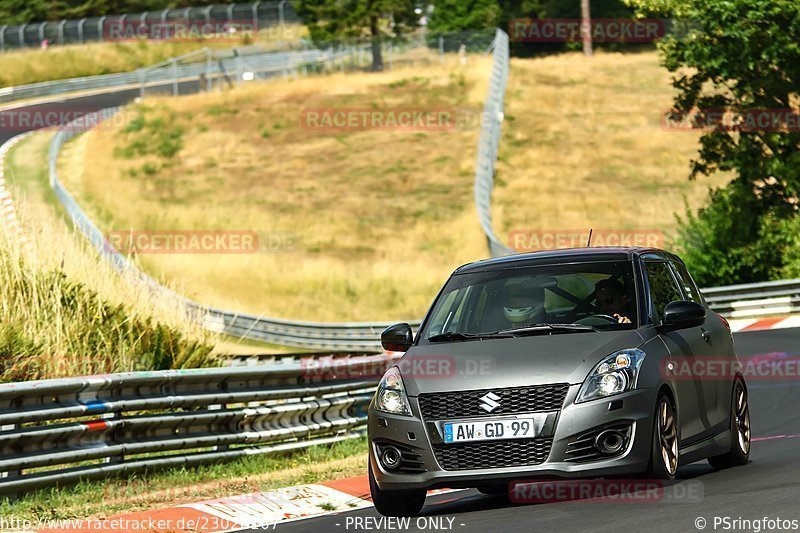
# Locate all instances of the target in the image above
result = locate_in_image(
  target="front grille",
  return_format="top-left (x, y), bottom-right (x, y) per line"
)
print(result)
top-left (433, 437), bottom-right (553, 470)
top-left (419, 384), bottom-right (569, 420)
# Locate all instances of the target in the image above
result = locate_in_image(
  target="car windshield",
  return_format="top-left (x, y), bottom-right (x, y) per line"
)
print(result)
top-left (419, 260), bottom-right (637, 342)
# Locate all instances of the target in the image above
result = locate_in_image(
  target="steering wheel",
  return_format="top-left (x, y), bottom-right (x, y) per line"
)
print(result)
top-left (575, 313), bottom-right (619, 326)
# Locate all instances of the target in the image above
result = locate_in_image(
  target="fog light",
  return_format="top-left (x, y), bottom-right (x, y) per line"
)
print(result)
top-left (380, 446), bottom-right (402, 471)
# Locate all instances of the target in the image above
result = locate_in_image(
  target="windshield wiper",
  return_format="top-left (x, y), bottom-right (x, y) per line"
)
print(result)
top-left (499, 323), bottom-right (598, 336)
top-left (427, 331), bottom-right (515, 343)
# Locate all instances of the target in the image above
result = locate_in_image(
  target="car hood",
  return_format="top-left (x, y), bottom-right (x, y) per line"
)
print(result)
top-left (401, 329), bottom-right (648, 396)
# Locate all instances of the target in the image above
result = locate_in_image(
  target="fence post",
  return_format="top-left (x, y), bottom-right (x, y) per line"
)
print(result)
top-left (252, 1), bottom-right (261, 31)
top-left (138, 68), bottom-right (146, 99)
top-left (78, 18), bottom-right (85, 43)
top-left (278, 0), bottom-right (287, 26)
top-left (171, 58), bottom-right (178, 95)
top-left (0, 26), bottom-right (5, 52)
top-left (58, 20), bottom-right (66, 44)
top-left (38, 22), bottom-right (46, 44)
top-left (18, 23), bottom-right (25, 48)
top-left (206, 49), bottom-right (213, 92)
top-left (97, 16), bottom-right (106, 44)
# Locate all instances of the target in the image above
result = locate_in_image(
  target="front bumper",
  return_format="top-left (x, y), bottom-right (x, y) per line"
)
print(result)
top-left (369, 385), bottom-right (657, 492)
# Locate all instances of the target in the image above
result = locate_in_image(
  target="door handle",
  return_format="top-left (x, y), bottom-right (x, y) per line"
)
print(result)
top-left (701, 330), bottom-right (711, 343)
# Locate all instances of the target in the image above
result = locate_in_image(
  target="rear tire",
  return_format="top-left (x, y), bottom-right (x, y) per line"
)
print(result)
top-left (708, 378), bottom-right (750, 469)
top-left (369, 462), bottom-right (426, 517)
top-left (646, 392), bottom-right (679, 480)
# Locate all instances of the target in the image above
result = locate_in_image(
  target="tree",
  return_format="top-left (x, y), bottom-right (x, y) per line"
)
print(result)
top-left (296, 0), bottom-right (419, 72)
top-left (630, 0), bottom-right (800, 284)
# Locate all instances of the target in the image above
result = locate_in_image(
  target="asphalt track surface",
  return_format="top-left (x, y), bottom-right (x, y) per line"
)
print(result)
top-left (0, 79), bottom-right (203, 144)
top-left (265, 328), bottom-right (800, 533)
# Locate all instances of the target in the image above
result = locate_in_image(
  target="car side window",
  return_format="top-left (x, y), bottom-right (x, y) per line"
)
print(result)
top-left (670, 261), bottom-right (703, 304)
top-left (644, 261), bottom-right (684, 324)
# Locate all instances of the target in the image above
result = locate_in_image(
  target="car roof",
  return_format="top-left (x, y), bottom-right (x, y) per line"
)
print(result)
top-left (454, 246), bottom-right (680, 274)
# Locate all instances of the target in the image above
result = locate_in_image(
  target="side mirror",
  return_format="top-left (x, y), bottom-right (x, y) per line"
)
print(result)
top-left (662, 301), bottom-right (706, 331)
top-left (381, 323), bottom-right (414, 352)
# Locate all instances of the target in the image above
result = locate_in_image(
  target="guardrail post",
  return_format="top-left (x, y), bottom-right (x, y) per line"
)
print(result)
top-left (252, 1), bottom-right (261, 31)
top-left (278, 0), bottom-right (287, 26)
top-left (171, 58), bottom-right (178, 95)
top-left (0, 424), bottom-right (20, 479)
top-left (208, 404), bottom-right (230, 452)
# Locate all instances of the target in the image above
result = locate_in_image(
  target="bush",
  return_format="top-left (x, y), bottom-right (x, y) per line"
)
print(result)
top-left (675, 181), bottom-right (798, 287)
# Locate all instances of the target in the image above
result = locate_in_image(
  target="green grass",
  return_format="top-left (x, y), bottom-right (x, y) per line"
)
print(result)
top-left (0, 132), bottom-right (216, 381)
top-left (0, 437), bottom-right (368, 520)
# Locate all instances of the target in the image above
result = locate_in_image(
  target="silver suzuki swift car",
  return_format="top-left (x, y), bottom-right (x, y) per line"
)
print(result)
top-left (368, 247), bottom-right (751, 516)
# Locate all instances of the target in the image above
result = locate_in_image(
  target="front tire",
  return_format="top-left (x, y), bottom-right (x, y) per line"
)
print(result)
top-left (708, 378), bottom-right (750, 469)
top-left (369, 462), bottom-right (426, 517)
top-left (646, 392), bottom-right (679, 479)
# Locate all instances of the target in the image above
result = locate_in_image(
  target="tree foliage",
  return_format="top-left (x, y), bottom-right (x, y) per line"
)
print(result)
top-left (296, 0), bottom-right (418, 71)
top-left (630, 0), bottom-right (800, 285)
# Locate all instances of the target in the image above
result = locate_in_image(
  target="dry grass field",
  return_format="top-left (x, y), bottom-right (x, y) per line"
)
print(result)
top-left (59, 56), bottom-right (492, 322)
top-left (493, 51), bottom-right (730, 249)
top-left (55, 50), bottom-right (728, 323)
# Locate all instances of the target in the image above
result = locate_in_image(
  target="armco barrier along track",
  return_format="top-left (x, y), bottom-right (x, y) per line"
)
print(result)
top-left (0, 355), bottom-right (390, 495)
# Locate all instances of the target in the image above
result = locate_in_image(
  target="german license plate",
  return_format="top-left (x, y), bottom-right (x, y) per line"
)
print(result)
top-left (443, 418), bottom-right (539, 443)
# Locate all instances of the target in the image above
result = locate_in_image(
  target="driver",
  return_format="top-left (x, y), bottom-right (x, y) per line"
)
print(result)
top-left (594, 278), bottom-right (631, 324)
top-left (502, 280), bottom-right (547, 327)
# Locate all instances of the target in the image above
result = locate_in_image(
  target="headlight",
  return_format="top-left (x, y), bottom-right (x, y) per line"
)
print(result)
top-left (576, 349), bottom-right (646, 403)
top-left (374, 366), bottom-right (412, 416)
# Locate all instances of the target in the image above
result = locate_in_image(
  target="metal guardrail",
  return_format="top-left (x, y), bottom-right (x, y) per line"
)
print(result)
top-left (0, 357), bottom-right (386, 495)
top-left (702, 279), bottom-right (800, 318)
top-left (0, 1), bottom-right (298, 51)
top-left (0, 46), bottom-right (345, 104)
top-left (473, 29), bottom-right (514, 257)
top-left (48, 109), bottom-right (420, 351)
